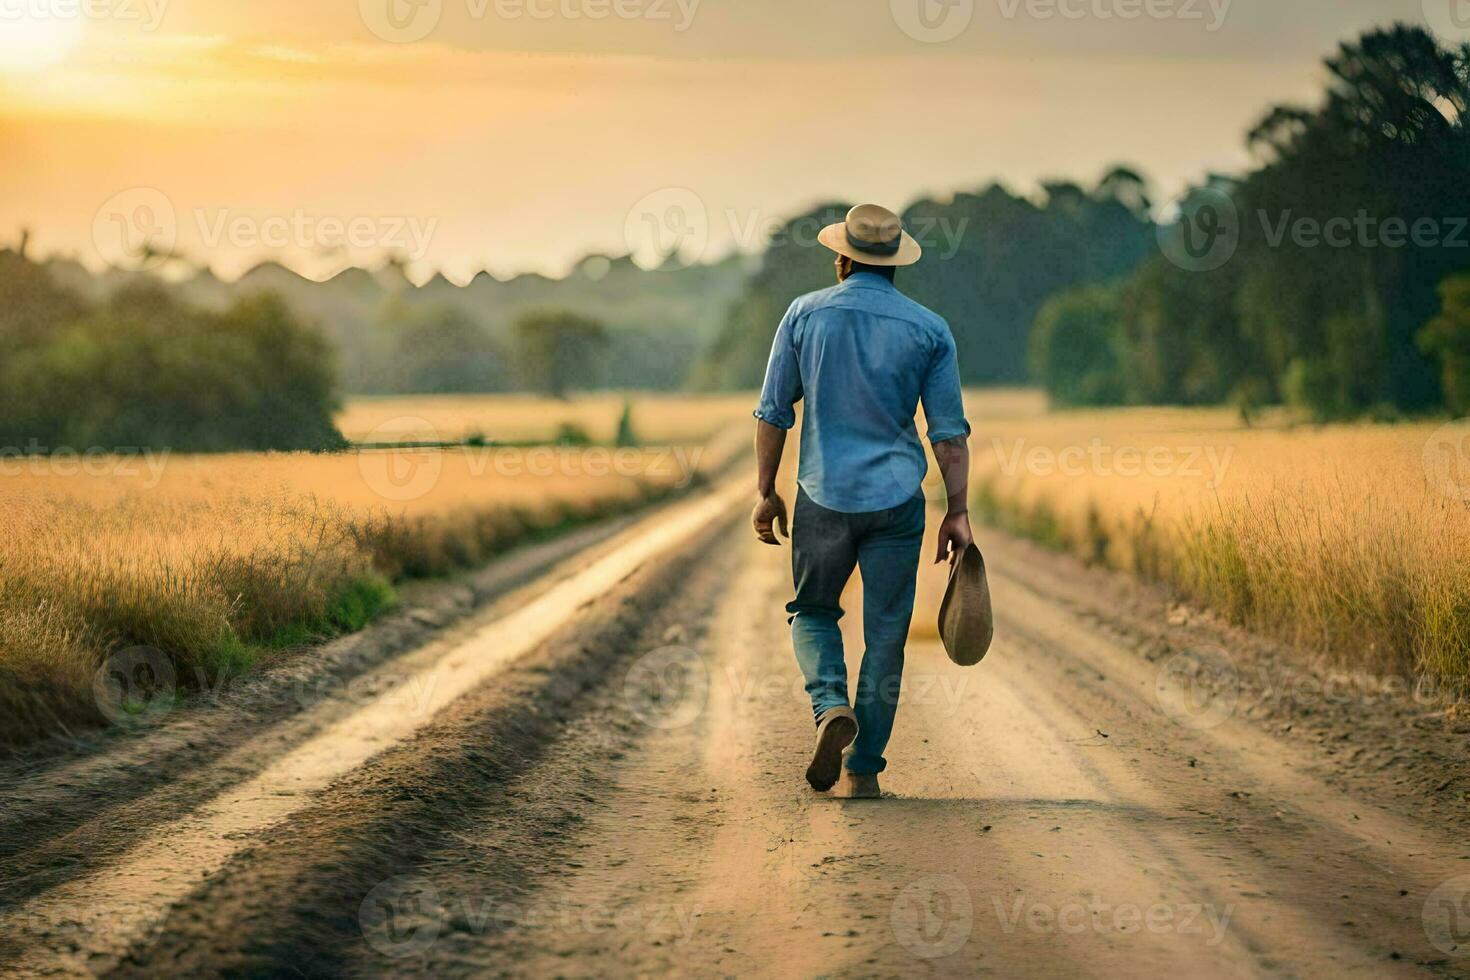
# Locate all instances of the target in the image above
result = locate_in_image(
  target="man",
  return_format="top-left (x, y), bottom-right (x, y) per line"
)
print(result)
top-left (751, 203), bottom-right (972, 800)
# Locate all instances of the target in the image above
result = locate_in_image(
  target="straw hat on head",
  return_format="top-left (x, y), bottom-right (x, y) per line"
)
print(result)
top-left (818, 204), bottom-right (923, 267)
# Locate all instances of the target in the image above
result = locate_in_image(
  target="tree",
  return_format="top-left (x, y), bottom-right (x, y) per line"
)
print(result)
top-left (690, 176), bottom-right (1156, 391)
top-left (0, 248), bottom-right (87, 353)
top-left (688, 203), bottom-right (847, 392)
top-left (1095, 166), bottom-right (1152, 217)
top-left (0, 258), bottom-right (345, 452)
top-left (1420, 272), bottom-right (1470, 416)
top-left (1029, 284), bottom-right (1125, 407)
top-left (1117, 235), bottom-right (1256, 406)
top-left (1230, 25), bottom-right (1470, 414)
top-left (512, 310), bottom-right (609, 399)
top-left (383, 303), bottom-right (509, 394)
top-left (213, 293), bottom-right (347, 450)
top-left (1092, 25), bottom-right (1470, 418)
top-left (614, 398), bottom-right (638, 447)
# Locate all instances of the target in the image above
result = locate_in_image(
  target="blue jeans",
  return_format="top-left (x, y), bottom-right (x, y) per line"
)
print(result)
top-left (786, 486), bottom-right (925, 775)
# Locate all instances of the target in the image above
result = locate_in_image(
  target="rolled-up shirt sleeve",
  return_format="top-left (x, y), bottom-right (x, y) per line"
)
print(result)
top-left (921, 323), bottom-right (970, 444)
top-left (753, 304), bottom-right (803, 430)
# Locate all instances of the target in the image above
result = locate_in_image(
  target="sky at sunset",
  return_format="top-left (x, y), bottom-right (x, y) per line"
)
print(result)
top-left (0, 0), bottom-right (1454, 281)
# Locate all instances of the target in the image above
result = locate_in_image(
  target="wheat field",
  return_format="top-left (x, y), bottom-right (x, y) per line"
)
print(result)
top-left (946, 393), bottom-right (1470, 694)
top-left (338, 392), bottom-right (755, 445)
top-left (0, 396), bottom-right (750, 747)
top-left (7, 387), bottom-right (1466, 748)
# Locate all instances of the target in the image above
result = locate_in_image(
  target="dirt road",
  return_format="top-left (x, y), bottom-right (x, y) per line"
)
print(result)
top-left (3, 481), bottom-right (1468, 978)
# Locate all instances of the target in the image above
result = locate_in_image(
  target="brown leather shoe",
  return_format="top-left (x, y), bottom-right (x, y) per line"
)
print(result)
top-left (806, 706), bottom-right (858, 791)
top-left (841, 772), bottom-right (881, 799)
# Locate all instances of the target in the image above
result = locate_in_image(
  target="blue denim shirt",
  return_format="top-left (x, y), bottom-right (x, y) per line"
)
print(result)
top-left (754, 272), bottom-right (970, 513)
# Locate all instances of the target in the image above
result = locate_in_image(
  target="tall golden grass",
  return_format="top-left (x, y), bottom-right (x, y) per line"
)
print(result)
top-left (955, 394), bottom-right (1470, 694)
top-left (338, 392), bottom-right (755, 445)
top-left (0, 397), bottom-right (747, 747)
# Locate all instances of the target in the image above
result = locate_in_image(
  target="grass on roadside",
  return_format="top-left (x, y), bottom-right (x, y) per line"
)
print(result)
top-left (965, 402), bottom-right (1470, 698)
top-left (0, 440), bottom-right (715, 750)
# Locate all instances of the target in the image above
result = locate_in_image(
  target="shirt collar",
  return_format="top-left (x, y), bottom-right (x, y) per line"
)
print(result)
top-left (842, 271), bottom-right (896, 291)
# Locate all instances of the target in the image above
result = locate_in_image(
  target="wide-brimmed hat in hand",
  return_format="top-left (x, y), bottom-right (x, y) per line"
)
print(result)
top-left (939, 543), bottom-right (994, 666)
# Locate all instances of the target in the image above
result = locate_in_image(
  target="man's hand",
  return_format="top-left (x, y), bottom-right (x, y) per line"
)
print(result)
top-left (934, 509), bottom-right (973, 566)
top-left (752, 492), bottom-right (790, 545)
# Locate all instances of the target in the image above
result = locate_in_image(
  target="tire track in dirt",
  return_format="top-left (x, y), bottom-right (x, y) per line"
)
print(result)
top-left (0, 517), bottom-right (637, 910)
top-left (5, 495), bottom-right (1469, 977)
top-left (354, 525), bottom-right (1467, 977)
top-left (0, 487), bottom-right (744, 976)
top-left (413, 538), bottom-right (866, 978)
top-left (99, 512), bottom-right (748, 979)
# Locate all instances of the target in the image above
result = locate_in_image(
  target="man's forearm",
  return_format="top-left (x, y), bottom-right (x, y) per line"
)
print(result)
top-left (755, 420), bottom-right (788, 498)
top-left (932, 435), bottom-right (970, 516)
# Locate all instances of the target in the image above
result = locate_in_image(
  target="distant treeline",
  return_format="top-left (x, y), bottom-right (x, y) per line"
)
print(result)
top-left (0, 245), bottom-right (671, 451)
top-left (9, 23), bottom-right (1467, 440)
top-left (0, 252), bottom-right (345, 452)
top-left (36, 250), bottom-right (746, 398)
top-left (693, 25), bottom-right (1470, 421)
top-left (1031, 25), bottom-right (1470, 419)
top-left (689, 172), bottom-right (1155, 391)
